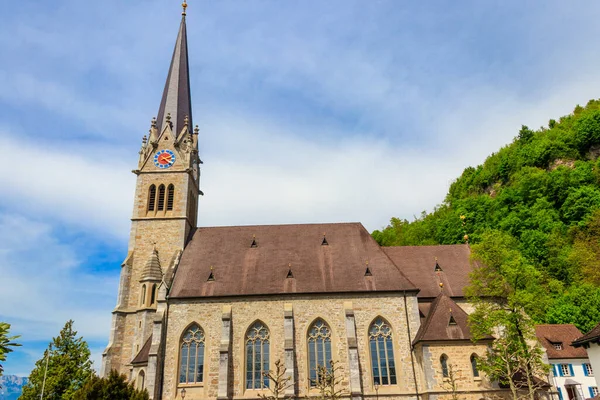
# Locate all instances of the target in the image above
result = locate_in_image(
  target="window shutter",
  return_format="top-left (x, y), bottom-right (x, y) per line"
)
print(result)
top-left (589, 388), bottom-right (595, 398)
top-left (568, 364), bottom-right (574, 376)
top-left (559, 365), bottom-right (564, 377)
top-left (553, 364), bottom-right (558, 376)
top-left (558, 388), bottom-right (563, 400)
top-left (583, 364), bottom-right (588, 376)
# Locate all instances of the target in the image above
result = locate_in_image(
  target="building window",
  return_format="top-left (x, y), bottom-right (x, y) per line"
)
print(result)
top-left (590, 387), bottom-right (599, 397)
top-left (553, 342), bottom-right (563, 350)
top-left (471, 354), bottom-right (479, 377)
top-left (308, 319), bottom-right (332, 386)
top-left (179, 324), bottom-right (205, 384)
top-left (369, 318), bottom-right (397, 385)
top-left (441, 354), bottom-right (449, 378)
top-left (584, 363), bottom-right (593, 376)
top-left (157, 184), bottom-right (166, 211)
top-left (137, 370), bottom-right (145, 390)
top-left (148, 185), bottom-right (156, 211)
top-left (167, 184), bottom-right (175, 211)
top-left (150, 284), bottom-right (157, 305)
top-left (140, 285), bottom-right (146, 306)
top-left (245, 321), bottom-right (270, 389)
top-left (560, 364), bottom-right (572, 377)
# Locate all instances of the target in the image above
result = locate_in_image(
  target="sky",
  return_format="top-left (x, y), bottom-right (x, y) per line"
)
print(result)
top-left (1, 0), bottom-right (600, 377)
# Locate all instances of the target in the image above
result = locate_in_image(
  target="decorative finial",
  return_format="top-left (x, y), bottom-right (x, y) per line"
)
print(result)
top-left (366, 260), bottom-right (369, 266)
top-left (194, 125), bottom-right (199, 135)
top-left (184, 115), bottom-right (189, 127)
top-left (210, 265), bottom-right (213, 271)
top-left (166, 113), bottom-right (171, 122)
top-left (142, 135), bottom-right (147, 144)
top-left (439, 282), bottom-right (444, 288)
top-left (151, 117), bottom-right (157, 128)
top-left (182, 0), bottom-right (187, 16)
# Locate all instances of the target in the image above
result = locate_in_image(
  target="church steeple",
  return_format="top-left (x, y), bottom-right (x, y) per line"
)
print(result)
top-left (156, 1), bottom-right (193, 137)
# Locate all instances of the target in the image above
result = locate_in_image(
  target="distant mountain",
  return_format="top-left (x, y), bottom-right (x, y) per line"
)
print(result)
top-left (0, 375), bottom-right (28, 400)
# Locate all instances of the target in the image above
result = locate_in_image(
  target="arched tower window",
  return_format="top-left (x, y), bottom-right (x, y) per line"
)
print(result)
top-left (471, 354), bottom-right (479, 377)
top-left (307, 319), bottom-right (332, 386)
top-left (245, 321), bottom-right (270, 389)
top-left (137, 370), bottom-right (145, 390)
top-left (179, 324), bottom-right (205, 384)
top-left (150, 284), bottom-right (157, 305)
top-left (140, 285), bottom-right (146, 307)
top-left (167, 184), bottom-right (175, 211)
top-left (157, 184), bottom-right (166, 211)
top-left (369, 317), bottom-right (397, 385)
top-left (148, 185), bottom-right (156, 211)
top-left (441, 354), bottom-right (449, 378)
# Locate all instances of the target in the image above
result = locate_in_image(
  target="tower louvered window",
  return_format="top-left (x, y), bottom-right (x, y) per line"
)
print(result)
top-left (157, 184), bottom-right (166, 211)
top-left (148, 185), bottom-right (156, 211)
top-left (179, 324), bottom-right (205, 384)
top-left (245, 321), bottom-right (270, 389)
top-left (167, 184), bottom-right (175, 210)
top-left (369, 318), bottom-right (397, 385)
top-left (307, 319), bottom-right (332, 386)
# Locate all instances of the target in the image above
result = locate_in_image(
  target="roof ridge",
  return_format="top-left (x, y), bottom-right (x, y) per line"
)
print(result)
top-left (196, 222), bottom-right (364, 229)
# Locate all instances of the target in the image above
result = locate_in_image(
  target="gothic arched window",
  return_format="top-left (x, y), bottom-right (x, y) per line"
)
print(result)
top-left (150, 284), bottom-right (157, 305)
top-left (137, 370), bottom-right (145, 390)
top-left (246, 321), bottom-right (270, 389)
top-left (167, 184), bottom-right (175, 211)
top-left (471, 354), bottom-right (479, 377)
top-left (140, 285), bottom-right (146, 306)
top-left (441, 354), bottom-right (449, 378)
top-left (369, 317), bottom-right (397, 385)
top-left (307, 319), bottom-right (332, 386)
top-left (157, 184), bottom-right (166, 211)
top-left (179, 324), bottom-right (205, 384)
top-left (148, 185), bottom-right (156, 211)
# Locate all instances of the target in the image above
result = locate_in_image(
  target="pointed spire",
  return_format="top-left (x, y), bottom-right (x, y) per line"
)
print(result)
top-left (141, 247), bottom-right (163, 282)
top-left (156, 4), bottom-right (193, 137)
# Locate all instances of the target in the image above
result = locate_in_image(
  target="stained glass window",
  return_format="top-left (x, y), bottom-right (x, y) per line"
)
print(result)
top-left (369, 318), bottom-right (397, 385)
top-left (246, 322), bottom-right (270, 389)
top-left (308, 319), bottom-right (332, 386)
top-left (179, 324), bottom-right (205, 384)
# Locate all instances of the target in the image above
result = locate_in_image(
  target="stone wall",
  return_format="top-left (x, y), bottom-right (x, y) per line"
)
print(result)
top-left (162, 293), bottom-right (423, 400)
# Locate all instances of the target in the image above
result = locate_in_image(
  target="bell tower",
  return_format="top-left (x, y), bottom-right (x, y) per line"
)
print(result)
top-left (102, 0), bottom-right (201, 383)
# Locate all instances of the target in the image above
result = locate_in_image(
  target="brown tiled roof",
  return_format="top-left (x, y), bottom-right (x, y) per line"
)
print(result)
top-left (131, 335), bottom-right (152, 365)
top-left (169, 223), bottom-right (417, 298)
top-left (572, 321), bottom-right (600, 347)
top-left (383, 244), bottom-right (472, 299)
top-left (413, 293), bottom-right (491, 344)
top-left (535, 325), bottom-right (587, 359)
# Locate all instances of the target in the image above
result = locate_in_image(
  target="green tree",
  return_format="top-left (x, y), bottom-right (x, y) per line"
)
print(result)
top-left (467, 231), bottom-right (550, 400)
top-left (73, 370), bottom-right (148, 400)
top-left (0, 322), bottom-right (21, 384)
top-left (20, 320), bottom-right (93, 400)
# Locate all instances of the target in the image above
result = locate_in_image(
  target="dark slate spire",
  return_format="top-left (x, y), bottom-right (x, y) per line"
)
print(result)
top-left (156, 2), bottom-right (192, 137)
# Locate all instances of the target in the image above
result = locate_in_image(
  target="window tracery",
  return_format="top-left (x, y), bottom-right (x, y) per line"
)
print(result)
top-left (307, 319), bottom-right (332, 386)
top-left (246, 322), bottom-right (270, 389)
top-left (179, 324), bottom-right (205, 384)
top-left (369, 318), bottom-right (397, 385)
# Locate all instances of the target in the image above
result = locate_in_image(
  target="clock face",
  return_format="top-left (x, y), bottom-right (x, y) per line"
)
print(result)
top-left (154, 149), bottom-right (176, 169)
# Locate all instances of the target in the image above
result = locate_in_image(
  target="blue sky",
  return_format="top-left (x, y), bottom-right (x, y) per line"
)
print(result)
top-left (2, 0), bottom-right (600, 376)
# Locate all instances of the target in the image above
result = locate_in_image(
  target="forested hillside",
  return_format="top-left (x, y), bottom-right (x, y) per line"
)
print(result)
top-left (374, 99), bottom-right (600, 332)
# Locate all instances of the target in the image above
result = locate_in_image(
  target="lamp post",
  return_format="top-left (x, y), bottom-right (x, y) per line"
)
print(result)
top-left (40, 344), bottom-right (52, 400)
top-left (180, 388), bottom-right (186, 399)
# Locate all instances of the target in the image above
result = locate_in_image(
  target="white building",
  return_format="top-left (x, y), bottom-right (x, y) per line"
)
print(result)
top-left (573, 321), bottom-right (600, 398)
top-left (536, 325), bottom-right (597, 400)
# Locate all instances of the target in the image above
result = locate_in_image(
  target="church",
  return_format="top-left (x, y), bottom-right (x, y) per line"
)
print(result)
top-left (101, 3), bottom-right (509, 400)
